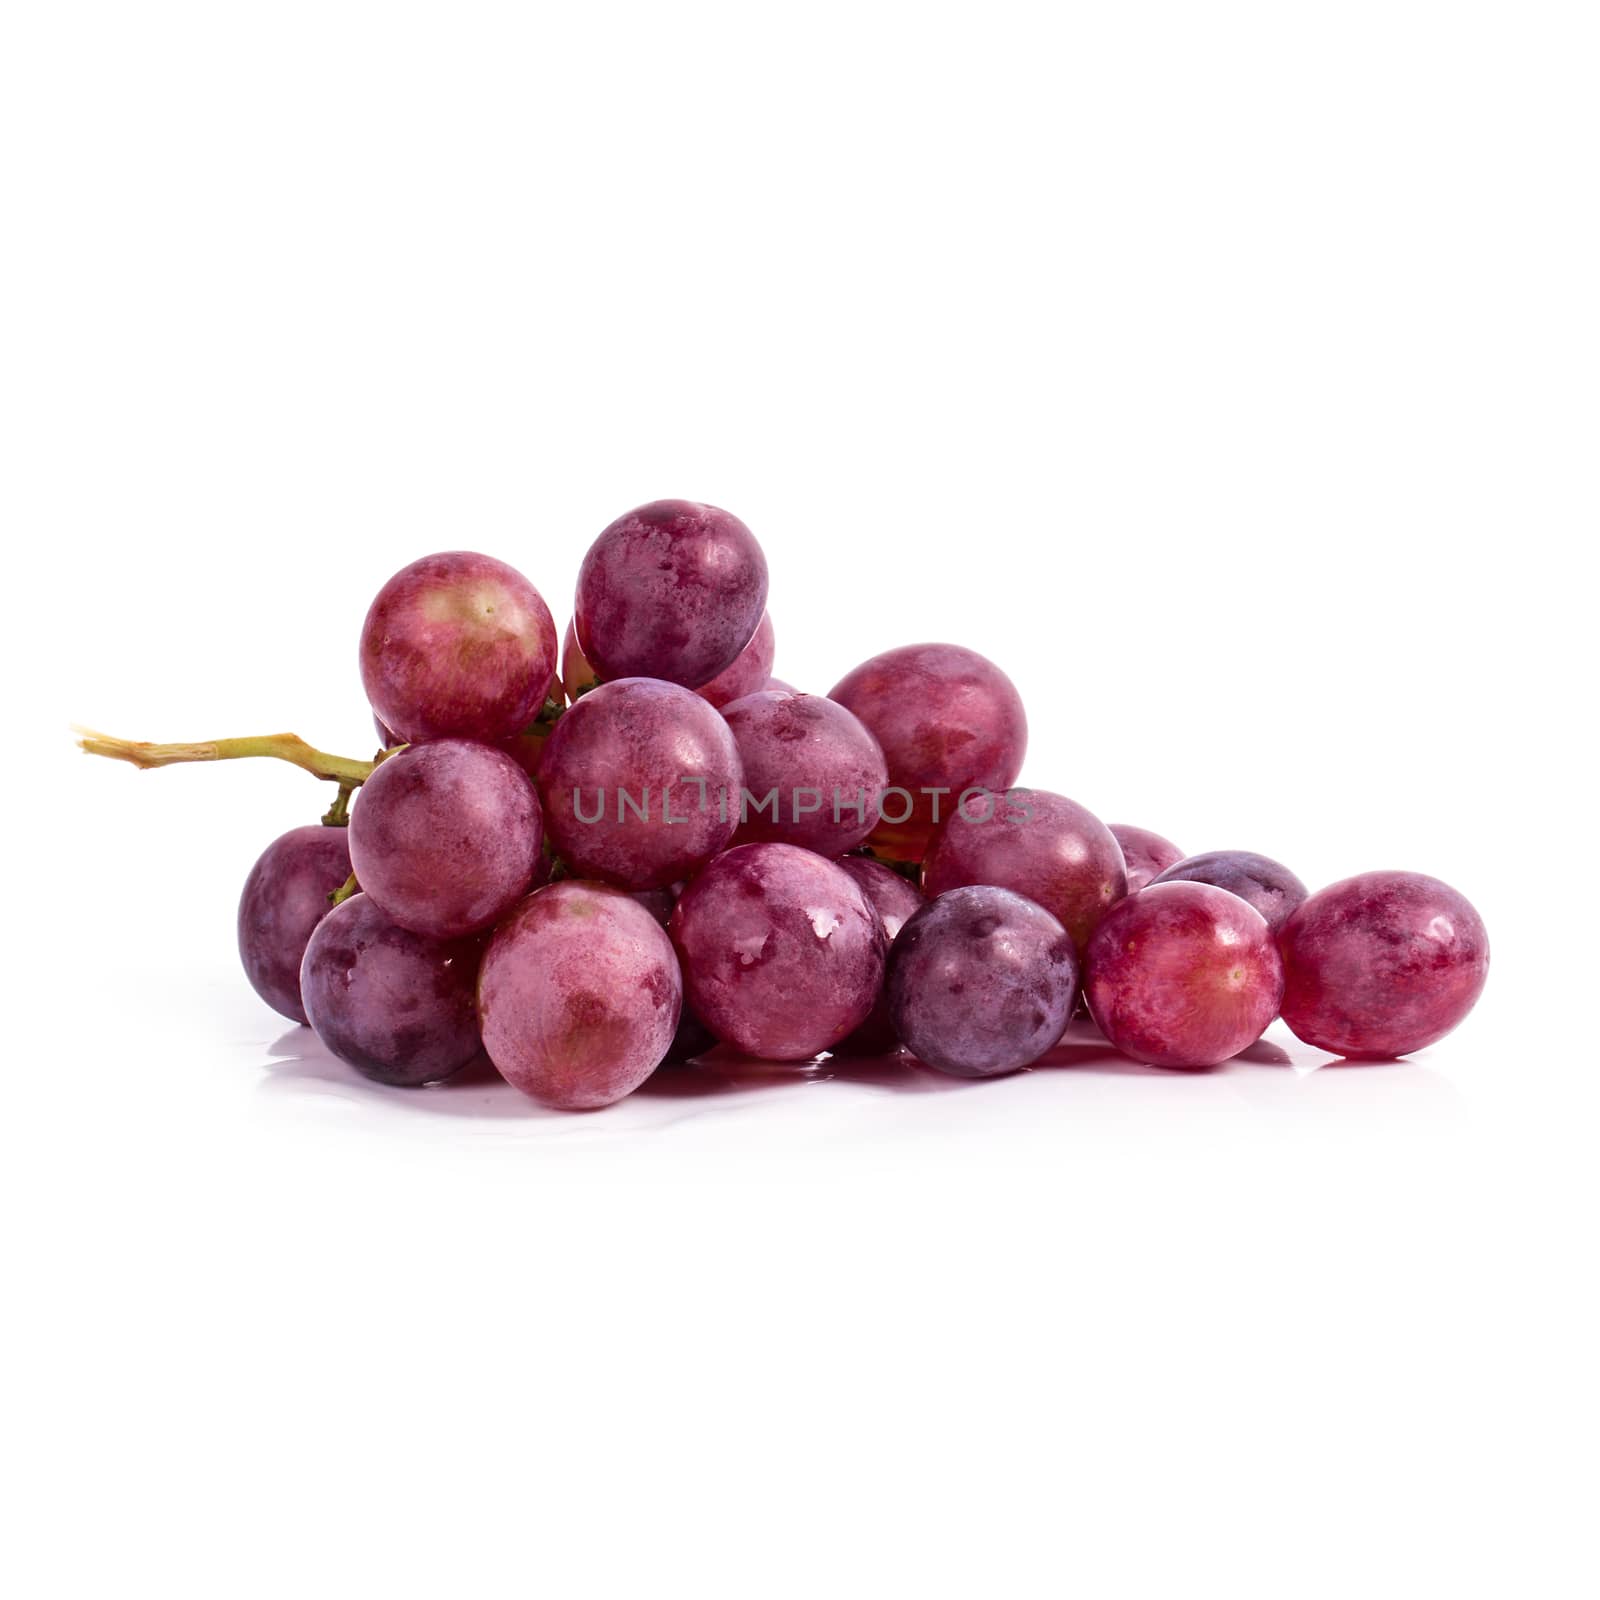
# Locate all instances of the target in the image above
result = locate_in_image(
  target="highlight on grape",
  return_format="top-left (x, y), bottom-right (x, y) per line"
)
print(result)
top-left (77, 497), bottom-right (1491, 1110)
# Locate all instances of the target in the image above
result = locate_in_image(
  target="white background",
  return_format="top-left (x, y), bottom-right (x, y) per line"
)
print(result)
top-left (4, 3), bottom-right (1597, 1596)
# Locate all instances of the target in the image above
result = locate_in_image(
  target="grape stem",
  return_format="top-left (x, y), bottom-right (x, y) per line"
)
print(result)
top-left (329, 871), bottom-right (360, 907)
top-left (322, 783), bottom-right (356, 827)
top-left (73, 726), bottom-right (378, 787)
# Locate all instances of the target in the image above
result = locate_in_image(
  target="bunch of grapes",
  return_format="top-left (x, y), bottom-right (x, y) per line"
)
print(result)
top-left (79, 498), bottom-right (1490, 1109)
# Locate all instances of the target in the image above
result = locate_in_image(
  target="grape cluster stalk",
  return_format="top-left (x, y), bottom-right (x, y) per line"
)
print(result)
top-left (78, 498), bottom-right (1490, 1110)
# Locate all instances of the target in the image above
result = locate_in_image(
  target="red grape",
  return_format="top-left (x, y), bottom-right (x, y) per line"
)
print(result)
top-left (1108, 824), bottom-right (1184, 893)
top-left (560, 618), bottom-right (599, 703)
top-left (722, 690), bottom-right (888, 858)
top-left (828, 643), bottom-right (1027, 861)
top-left (1279, 871), bottom-right (1489, 1058)
top-left (832, 856), bottom-right (925, 1056)
top-left (1150, 849), bottom-right (1308, 935)
top-left (668, 842), bottom-right (886, 1060)
top-left (536, 677), bottom-right (742, 889)
top-left (360, 551), bottom-right (557, 744)
top-left (922, 787), bottom-right (1126, 953)
top-left (697, 610), bottom-right (776, 709)
top-left (299, 893), bottom-right (483, 1086)
top-left (575, 499), bottom-right (768, 687)
top-left (478, 883), bottom-right (682, 1109)
top-left (887, 885), bottom-right (1078, 1077)
top-left (1084, 881), bottom-right (1284, 1069)
top-left (349, 739), bottom-right (543, 938)
top-left (237, 825), bottom-right (353, 1024)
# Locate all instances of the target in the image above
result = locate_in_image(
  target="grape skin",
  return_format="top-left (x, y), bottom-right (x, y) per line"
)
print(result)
top-left (575, 499), bottom-right (769, 687)
top-left (478, 883), bottom-right (682, 1109)
top-left (697, 610), bottom-right (776, 709)
top-left (237, 825), bottom-right (353, 1024)
top-left (887, 885), bottom-right (1078, 1077)
top-left (627, 883), bottom-right (717, 1063)
top-left (668, 842), bottom-right (886, 1061)
top-left (360, 551), bottom-right (557, 744)
top-left (828, 643), bottom-right (1027, 862)
top-left (1149, 849), bottom-right (1308, 935)
top-left (299, 893), bottom-right (484, 1087)
top-left (922, 787), bottom-right (1127, 954)
top-left (564, 608), bottom-right (776, 711)
top-left (831, 857), bottom-right (926, 1056)
top-left (1083, 881), bottom-right (1284, 1069)
top-left (537, 677), bottom-right (742, 889)
top-left (1108, 824), bottom-right (1185, 894)
top-left (721, 690), bottom-right (889, 858)
top-left (1279, 871), bottom-right (1488, 1058)
top-left (349, 739), bottom-right (543, 939)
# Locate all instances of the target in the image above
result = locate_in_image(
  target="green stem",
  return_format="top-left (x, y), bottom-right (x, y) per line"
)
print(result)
top-left (322, 783), bottom-right (355, 827)
top-left (74, 726), bottom-right (376, 787)
top-left (329, 871), bottom-right (360, 907)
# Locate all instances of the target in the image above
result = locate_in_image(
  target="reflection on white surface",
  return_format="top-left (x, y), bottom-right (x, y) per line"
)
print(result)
top-left (258, 1014), bottom-right (1468, 1144)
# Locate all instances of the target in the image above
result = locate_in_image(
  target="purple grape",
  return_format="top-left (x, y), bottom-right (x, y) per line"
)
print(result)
top-left (237, 825), bottom-right (353, 1024)
top-left (377, 705), bottom-right (556, 783)
top-left (668, 843), bottom-right (886, 1061)
top-left (1149, 850), bottom-right (1308, 935)
top-left (575, 499), bottom-right (769, 687)
top-left (536, 677), bottom-right (742, 889)
top-left (832, 856), bottom-right (925, 1056)
top-left (299, 893), bottom-right (483, 1086)
top-left (697, 610), bottom-right (776, 709)
top-left (922, 787), bottom-right (1126, 953)
top-left (721, 691), bottom-right (889, 858)
top-left (1109, 824), bottom-right (1185, 894)
top-left (628, 885), bottom-right (680, 926)
top-left (662, 1007), bottom-right (720, 1064)
top-left (478, 883), bottom-right (682, 1109)
top-left (623, 883), bottom-right (715, 1063)
top-left (348, 739), bottom-right (543, 938)
top-left (1083, 882), bottom-right (1284, 1069)
top-left (763, 678), bottom-right (800, 696)
top-left (887, 885), bottom-right (1078, 1077)
top-left (360, 551), bottom-right (557, 744)
top-left (1279, 871), bottom-right (1489, 1058)
top-left (828, 643), bottom-right (1027, 862)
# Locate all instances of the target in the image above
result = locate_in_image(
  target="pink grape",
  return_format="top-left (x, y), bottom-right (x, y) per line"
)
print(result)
top-left (668, 842), bottom-right (886, 1061)
top-left (575, 499), bottom-right (769, 687)
top-left (1279, 871), bottom-right (1489, 1058)
top-left (722, 690), bottom-right (888, 857)
top-left (828, 643), bottom-right (1027, 862)
top-left (536, 677), bottom-right (742, 889)
top-left (1083, 881), bottom-right (1284, 1069)
top-left (697, 610), bottom-right (776, 709)
top-left (561, 618), bottom-right (599, 703)
top-left (349, 739), bottom-right (543, 938)
top-left (922, 787), bottom-right (1126, 953)
top-left (299, 893), bottom-right (483, 1086)
top-left (1150, 849), bottom-right (1308, 935)
top-left (237, 825), bottom-right (353, 1024)
top-left (1109, 824), bottom-right (1184, 894)
top-left (887, 885), bottom-right (1078, 1077)
top-left (360, 551), bottom-right (557, 744)
top-left (832, 856), bottom-right (925, 1056)
top-left (478, 883), bottom-right (682, 1109)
